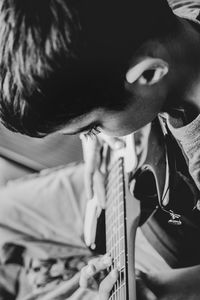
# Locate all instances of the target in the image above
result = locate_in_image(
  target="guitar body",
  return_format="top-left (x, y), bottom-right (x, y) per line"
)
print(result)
top-left (133, 118), bottom-right (168, 212)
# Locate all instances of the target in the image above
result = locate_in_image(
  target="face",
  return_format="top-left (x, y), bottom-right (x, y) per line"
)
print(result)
top-left (61, 57), bottom-right (169, 137)
top-left (61, 85), bottom-right (167, 137)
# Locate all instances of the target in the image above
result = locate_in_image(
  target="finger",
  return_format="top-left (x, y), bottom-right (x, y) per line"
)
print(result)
top-left (79, 264), bottom-right (96, 288)
top-left (88, 254), bottom-right (112, 272)
top-left (98, 133), bottom-right (125, 150)
top-left (85, 168), bottom-right (94, 200)
top-left (79, 254), bottom-right (112, 289)
top-left (82, 136), bottom-right (101, 199)
top-left (93, 170), bottom-right (106, 208)
top-left (99, 269), bottom-right (118, 300)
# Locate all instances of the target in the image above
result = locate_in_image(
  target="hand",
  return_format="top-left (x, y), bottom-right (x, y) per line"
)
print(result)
top-left (136, 266), bottom-right (200, 300)
top-left (79, 253), bottom-right (118, 300)
top-left (80, 133), bottom-right (125, 207)
top-left (79, 256), bottom-right (155, 300)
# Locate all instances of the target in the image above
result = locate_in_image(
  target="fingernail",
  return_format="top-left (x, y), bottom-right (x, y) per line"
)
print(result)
top-left (110, 269), bottom-right (118, 280)
top-left (102, 255), bottom-right (112, 266)
top-left (114, 141), bottom-right (125, 149)
top-left (87, 265), bottom-right (95, 276)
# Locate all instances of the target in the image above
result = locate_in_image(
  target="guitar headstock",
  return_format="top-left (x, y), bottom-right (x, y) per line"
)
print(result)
top-left (102, 133), bottom-right (138, 174)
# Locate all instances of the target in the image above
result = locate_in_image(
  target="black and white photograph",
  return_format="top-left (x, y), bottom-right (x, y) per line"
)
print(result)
top-left (0, 0), bottom-right (200, 299)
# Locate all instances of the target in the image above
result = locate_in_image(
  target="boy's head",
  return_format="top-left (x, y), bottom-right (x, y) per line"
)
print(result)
top-left (0, 0), bottom-right (178, 137)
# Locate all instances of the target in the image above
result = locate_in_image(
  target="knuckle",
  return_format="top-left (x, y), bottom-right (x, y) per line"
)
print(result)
top-left (88, 257), bottom-right (100, 268)
top-left (80, 265), bottom-right (88, 276)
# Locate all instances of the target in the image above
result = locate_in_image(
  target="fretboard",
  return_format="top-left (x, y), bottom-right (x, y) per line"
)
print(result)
top-left (105, 157), bottom-right (128, 300)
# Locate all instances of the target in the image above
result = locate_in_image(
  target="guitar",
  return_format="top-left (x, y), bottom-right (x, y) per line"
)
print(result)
top-left (104, 118), bottom-right (168, 300)
top-left (84, 116), bottom-right (197, 299)
top-left (104, 132), bottom-right (138, 300)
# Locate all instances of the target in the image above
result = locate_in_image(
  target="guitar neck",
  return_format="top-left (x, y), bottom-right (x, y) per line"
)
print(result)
top-left (105, 157), bottom-right (128, 299)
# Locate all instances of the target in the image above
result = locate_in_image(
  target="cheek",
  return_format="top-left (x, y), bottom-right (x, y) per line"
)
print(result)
top-left (129, 83), bottom-right (167, 117)
top-left (101, 118), bottom-right (134, 137)
top-left (102, 112), bottom-right (141, 136)
top-left (101, 84), bottom-right (167, 136)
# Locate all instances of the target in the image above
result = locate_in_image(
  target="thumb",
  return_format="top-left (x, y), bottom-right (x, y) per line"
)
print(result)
top-left (81, 135), bottom-right (101, 199)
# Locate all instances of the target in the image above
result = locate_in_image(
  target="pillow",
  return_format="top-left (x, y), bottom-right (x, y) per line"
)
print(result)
top-left (0, 163), bottom-right (91, 263)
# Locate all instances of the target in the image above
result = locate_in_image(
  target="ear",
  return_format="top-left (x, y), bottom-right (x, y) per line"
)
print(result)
top-left (126, 58), bottom-right (168, 86)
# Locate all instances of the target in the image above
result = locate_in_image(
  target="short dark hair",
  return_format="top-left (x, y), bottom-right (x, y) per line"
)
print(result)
top-left (0, 0), bottom-right (177, 137)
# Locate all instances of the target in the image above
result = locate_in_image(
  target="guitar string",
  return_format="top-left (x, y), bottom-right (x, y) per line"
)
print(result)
top-left (106, 158), bottom-right (126, 300)
top-left (120, 160), bottom-right (126, 300)
top-left (117, 165), bottom-right (120, 299)
top-left (118, 161), bottom-right (122, 299)
top-left (118, 160), bottom-right (126, 300)
top-left (117, 164), bottom-right (123, 299)
top-left (108, 160), bottom-right (117, 299)
top-left (114, 160), bottom-right (120, 298)
top-left (107, 160), bottom-right (116, 299)
top-left (117, 160), bottom-right (125, 300)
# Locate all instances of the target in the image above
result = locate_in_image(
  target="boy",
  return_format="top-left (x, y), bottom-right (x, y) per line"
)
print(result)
top-left (1, 0), bottom-right (200, 298)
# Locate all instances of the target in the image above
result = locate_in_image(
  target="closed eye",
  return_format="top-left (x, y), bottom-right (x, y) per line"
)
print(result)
top-left (84, 126), bottom-right (101, 139)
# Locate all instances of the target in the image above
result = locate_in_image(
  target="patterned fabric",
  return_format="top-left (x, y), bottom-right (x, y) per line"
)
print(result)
top-left (0, 163), bottom-right (93, 300)
top-left (169, 0), bottom-right (200, 21)
top-left (25, 256), bottom-right (89, 290)
top-left (18, 255), bottom-right (95, 300)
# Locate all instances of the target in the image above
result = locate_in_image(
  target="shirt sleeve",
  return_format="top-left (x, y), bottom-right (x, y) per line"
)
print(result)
top-left (164, 113), bottom-right (200, 192)
top-left (167, 0), bottom-right (200, 20)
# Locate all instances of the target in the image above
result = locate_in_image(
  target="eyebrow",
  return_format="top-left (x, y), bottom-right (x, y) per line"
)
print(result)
top-left (62, 123), bottom-right (96, 136)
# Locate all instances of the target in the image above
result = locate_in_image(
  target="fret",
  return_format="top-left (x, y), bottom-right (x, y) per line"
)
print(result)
top-left (116, 199), bottom-right (120, 268)
top-left (106, 218), bottom-right (124, 237)
top-left (106, 191), bottom-right (124, 210)
top-left (107, 191), bottom-right (123, 207)
top-left (109, 280), bottom-right (126, 300)
top-left (119, 224), bottom-right (124, 237)
top-left (106, 205), bottom-right (124, 227)
top-left (120, 237), bottom-right (125, 252)
top-left (107, 174), bottom-right (123, 191)
top-left (106, 163), bottom-right (123, 184)
top-left (107, 172), bottom-right (124, 187)
top-left (119, 201), bottom-right (124, 211)
top-left (106, 165), bottom-right (120, 187)
top-left (120, 284), bottom-right (126, 300)
top-left (106, 178), bottom-right (123, 199)
top-left (106, 185), bottom-right (124, 206)
top-left (119, 212), bottom-right (124, 224)
top-left (119, 252), bottom-right (125, 269)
